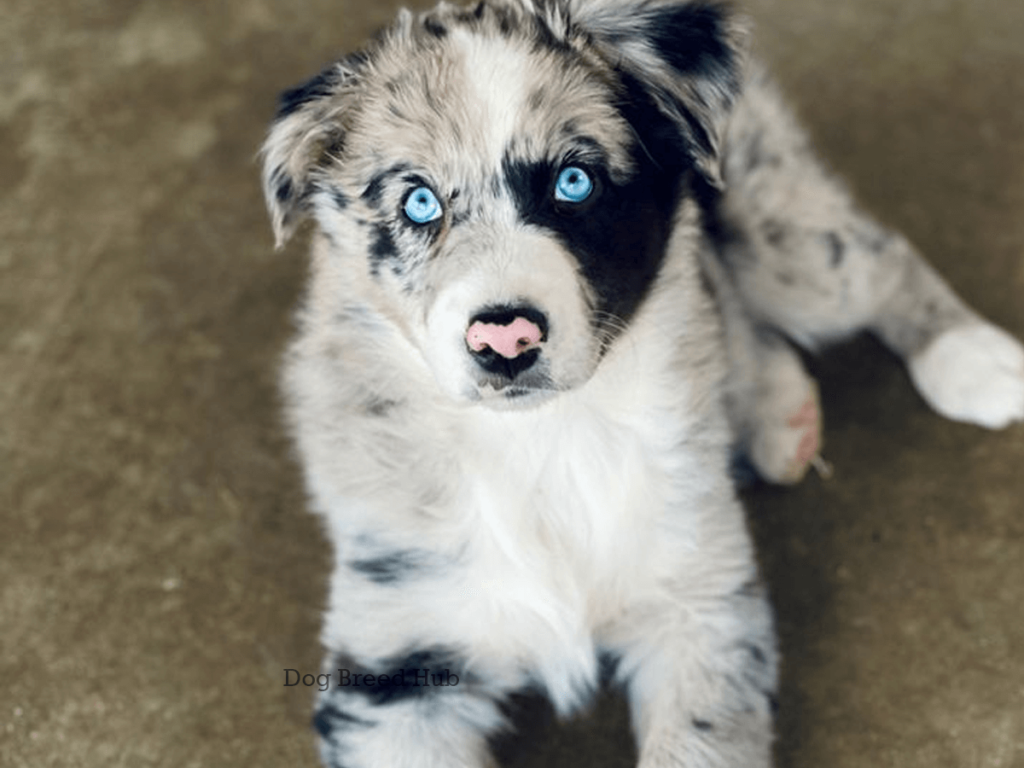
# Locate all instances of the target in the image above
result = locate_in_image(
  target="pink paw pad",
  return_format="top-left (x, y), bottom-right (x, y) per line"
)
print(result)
top-left (788, 399), bottom-right (820, 465)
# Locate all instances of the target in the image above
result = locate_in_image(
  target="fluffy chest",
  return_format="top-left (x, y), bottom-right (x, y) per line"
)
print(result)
top-left (454, 382), bottom-right (689, 608)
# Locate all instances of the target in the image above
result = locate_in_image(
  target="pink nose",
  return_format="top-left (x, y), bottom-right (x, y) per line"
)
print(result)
top-left (466, 316), bottom-right (544, 359)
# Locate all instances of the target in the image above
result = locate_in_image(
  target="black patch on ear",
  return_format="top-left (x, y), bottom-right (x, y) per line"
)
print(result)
top-left (642, 3), bottom-right (737, 84)
top-left (276, 67), bottom-right (339, 119)
top-left (616, 71), bottom-right (693, 171)
top-left (611, 2), bottom-right (739, 162)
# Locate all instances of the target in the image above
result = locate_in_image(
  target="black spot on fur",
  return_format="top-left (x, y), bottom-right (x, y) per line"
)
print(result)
top-left (312, 703), bottom-right (373, 738)
top-left (692, 169), bottom-right (742, 250)
top-left (343, 648), bottom-right (466, 706)
top-left (453, 0), bottom-right (487, 27)
top-left (363, 395), bottom-right (400, 417)
top-left (330, 188), bottom-right (349, 211)
top-left (528, 13), bottom-right (572, 54)
top-left (527, 87), bottom-right (546, 111)
top-left (361, 163), bottom-right (414, 210)
top-left (369, 224), bottom-right (398, 274)
top-left (349, 550), bottom-right (422, 584)
top-left (362, 173), bottom-right (388, 208)
top-left (762, 219), bottom-right (787, 247)
top-left (277, 67), bottom-right (338, 119)
top-left (559, 119), bottom-right (580, 139)
top-left (598, 652), bottom-right (621, 685)
top-left (423, 16), bottom-right (448, 38)
top-left (488, 687), bottom-right (557, 765)
top-left (728, 449), bottom-right (760, 487)
top-left (748, 644), bottom-right (767, 664)
top-left (825, 231), bottom-right (845, 267)
top-left (692, 718), bottom-right (714, 732)
top-left (274, 173), bottom-right (294, 204)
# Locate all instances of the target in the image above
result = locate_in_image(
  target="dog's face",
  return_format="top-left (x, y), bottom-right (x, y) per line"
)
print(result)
top-left (263, 0), bottom-right (742, 407)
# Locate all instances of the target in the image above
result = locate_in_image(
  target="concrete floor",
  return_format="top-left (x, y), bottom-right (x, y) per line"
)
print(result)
top-left (2, 1), bottom-right (1023, 766)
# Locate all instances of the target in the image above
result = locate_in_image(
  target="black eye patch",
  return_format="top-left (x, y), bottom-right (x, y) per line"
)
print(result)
top-left (498, 86), bottom-right (692, 328)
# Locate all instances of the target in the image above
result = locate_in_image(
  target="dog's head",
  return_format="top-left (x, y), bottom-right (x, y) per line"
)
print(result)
top-left (262, 0), bottom-right (744, 408)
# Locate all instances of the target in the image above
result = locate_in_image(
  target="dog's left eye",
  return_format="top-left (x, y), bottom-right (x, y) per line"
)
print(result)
top-left (554, 167), bottom-right (594, 204)
top-left (404, 187), bottom-right (443, 224)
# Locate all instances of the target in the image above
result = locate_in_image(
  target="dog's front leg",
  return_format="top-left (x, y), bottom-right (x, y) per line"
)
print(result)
top-left (613, 582), bottom-right (778, 768)
top-left (312, 650), bottom-right (505, 768)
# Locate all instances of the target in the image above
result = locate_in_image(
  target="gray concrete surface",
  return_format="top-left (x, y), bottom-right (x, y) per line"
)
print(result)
top-left (2, 1), bottom-right (1022, 766)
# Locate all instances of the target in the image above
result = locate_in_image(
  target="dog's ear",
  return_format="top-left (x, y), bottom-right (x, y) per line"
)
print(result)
top-left (563, 0), bottom-right (746, 188)
top-left (260, 56), bottom-right (366, 248)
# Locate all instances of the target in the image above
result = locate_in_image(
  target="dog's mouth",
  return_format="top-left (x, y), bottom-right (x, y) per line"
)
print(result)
top-left (469, 364), bottom-right (561, 408)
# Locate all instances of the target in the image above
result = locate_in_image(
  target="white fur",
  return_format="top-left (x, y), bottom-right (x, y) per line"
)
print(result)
top-left (909, 323), bottom-right (1024, 429)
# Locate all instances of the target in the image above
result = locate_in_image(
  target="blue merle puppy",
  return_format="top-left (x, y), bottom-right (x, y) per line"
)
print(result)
top-left (260, 0), bottom-right (1024, 765)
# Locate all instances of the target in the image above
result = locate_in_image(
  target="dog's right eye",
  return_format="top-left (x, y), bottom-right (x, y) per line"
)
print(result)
top-left (404, 187), bottom-right (443, 224)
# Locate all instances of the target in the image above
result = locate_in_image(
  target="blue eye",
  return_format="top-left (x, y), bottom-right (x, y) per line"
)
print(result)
top-left (404, 186), bottom-right (442, 224)
top-left (554, 166), bottom-right (594, 204)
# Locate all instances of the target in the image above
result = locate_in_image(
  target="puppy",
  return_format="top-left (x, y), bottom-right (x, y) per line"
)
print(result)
top-left (260, 1), bottom-right (1024, 765)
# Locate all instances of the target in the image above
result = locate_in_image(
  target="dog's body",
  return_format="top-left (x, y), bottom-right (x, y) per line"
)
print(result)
top-left (261, 1), bottom-right (1024, 765)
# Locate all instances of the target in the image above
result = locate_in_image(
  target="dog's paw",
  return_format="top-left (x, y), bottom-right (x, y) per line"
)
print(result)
top-left (747, 384), bottom-right (823, 485)
top-left (909, 322), bottom-right (1024, 429)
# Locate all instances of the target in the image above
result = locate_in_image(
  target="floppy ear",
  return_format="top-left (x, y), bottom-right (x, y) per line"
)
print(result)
top-left (565, 0), bottom-right (746, 188)
top-left (260, 56), bottom-right (365, 248)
